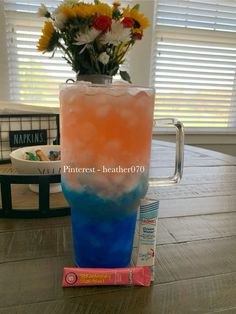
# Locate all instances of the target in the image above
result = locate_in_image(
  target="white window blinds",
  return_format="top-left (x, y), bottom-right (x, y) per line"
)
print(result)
top-left (3, 0), bottom-right (72, 108)
top-left (153, 0), bottom-right (236, 132)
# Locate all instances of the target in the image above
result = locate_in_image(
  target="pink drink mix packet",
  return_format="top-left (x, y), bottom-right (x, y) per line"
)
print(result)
top-left (62, 266), bottom-right (151, 287)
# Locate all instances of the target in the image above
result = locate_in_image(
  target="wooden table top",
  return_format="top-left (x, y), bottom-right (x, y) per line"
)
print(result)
top-left (0, 140), bottom-right (236, 314)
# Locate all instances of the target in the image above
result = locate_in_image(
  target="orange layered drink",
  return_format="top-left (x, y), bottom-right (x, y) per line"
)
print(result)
top-left (60, 83), bottom-right (154, 267)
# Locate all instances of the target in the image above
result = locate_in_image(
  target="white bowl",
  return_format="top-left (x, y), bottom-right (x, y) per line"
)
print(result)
top-left (10, 145), bottom-right (61, 193)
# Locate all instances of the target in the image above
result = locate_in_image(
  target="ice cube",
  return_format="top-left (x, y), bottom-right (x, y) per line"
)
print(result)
top-left (96, 104), bottom-right (111, 117)
top-left (105, 140), bottom-right (121, 152)
top-left (119, 108), bottom-right (131, 119)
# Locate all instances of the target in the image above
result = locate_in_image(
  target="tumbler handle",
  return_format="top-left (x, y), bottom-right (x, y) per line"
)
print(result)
top-left (149, 118), bottom-right (184, 186)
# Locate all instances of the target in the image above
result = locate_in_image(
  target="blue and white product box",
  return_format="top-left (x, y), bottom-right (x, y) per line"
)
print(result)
top-left (136, 198), bottom-right (159, 281)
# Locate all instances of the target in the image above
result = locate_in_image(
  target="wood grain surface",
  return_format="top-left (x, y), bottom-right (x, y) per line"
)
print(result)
top-left (0, 141), bottom-right (236, 314)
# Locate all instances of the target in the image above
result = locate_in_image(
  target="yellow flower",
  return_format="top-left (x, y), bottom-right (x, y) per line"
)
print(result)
top-left (123, 7), bottom-right (149, 29)
top-left (74, 3), bottom-right (95, 18)
top-left (59, 5), bottom-right (76, 19)
top-left (37, 21), bottom-right (58, 52)
top-left (58, 3), bottom-right (98, 19)
top-left (63, 0), bottom-right (78, 7)
top-left (94, 3), bottom-right (113, 17)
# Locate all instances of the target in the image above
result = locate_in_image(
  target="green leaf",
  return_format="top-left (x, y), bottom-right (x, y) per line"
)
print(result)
top-left (94, 0), bottom-right (100, 4)
top-left (112, 6), bottom-right (122, 20)
top-left (132, 4), bottom-right (140, 11)
top-left (109, 66), bottom-right (119, 76)
top-left (120, 71), bottom-right (132, 83)
top-left (26, 152), bottom-right (39, 161)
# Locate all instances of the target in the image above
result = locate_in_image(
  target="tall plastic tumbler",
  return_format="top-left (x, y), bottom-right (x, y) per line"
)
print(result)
top-left (60, 82), bottom-right (184, 268)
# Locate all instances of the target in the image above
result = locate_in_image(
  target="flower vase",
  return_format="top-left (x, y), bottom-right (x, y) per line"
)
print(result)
top-left (76, 74), bottom-right (113, 84)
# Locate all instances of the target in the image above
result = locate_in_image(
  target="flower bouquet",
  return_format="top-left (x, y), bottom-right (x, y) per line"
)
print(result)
top-left (37, 0), bottom-right (149, 82)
